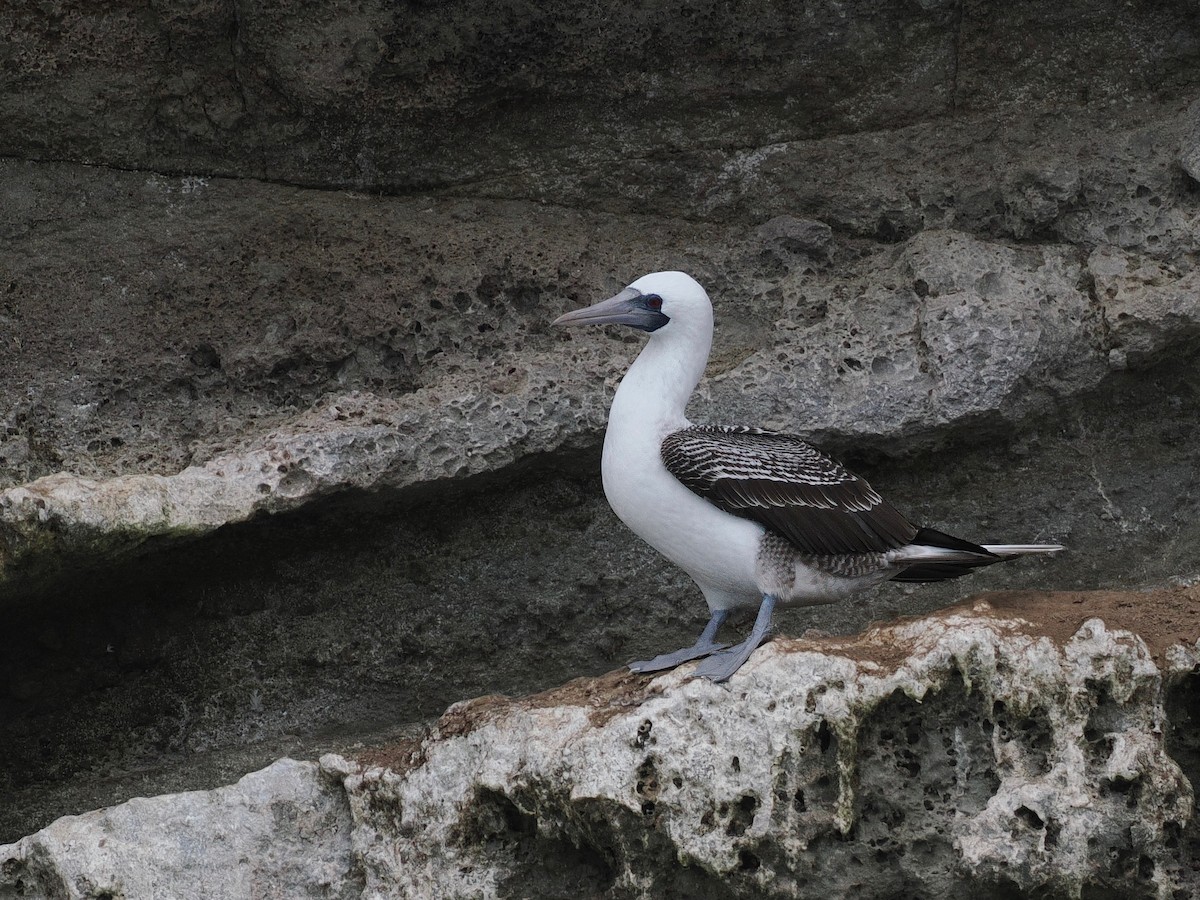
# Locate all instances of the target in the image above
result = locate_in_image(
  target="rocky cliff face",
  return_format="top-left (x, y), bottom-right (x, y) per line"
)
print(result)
top-left (4, 591), bottom-right (1200, 899)
top-left (2, 0), bottom-right (1199, 895)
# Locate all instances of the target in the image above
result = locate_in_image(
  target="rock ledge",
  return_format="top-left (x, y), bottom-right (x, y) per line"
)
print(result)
top-left (3, 588), bottom-right (1199, 899)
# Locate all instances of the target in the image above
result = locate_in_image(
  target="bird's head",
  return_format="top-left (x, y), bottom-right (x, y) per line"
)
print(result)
top-left (552, 271), bottom-right (712, 339)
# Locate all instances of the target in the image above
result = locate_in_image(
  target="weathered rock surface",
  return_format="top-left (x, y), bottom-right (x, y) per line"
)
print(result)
top-left (3, 0), bottom-right (1200, 884)
top-left (4, 589), bottom-right (1199, 899)
top-left (5, 0), bottom-right (1197, 198)
top-left (0, 759), bottom-right (360, 900)
top-left (3, 145), bottom-right (1199, 591)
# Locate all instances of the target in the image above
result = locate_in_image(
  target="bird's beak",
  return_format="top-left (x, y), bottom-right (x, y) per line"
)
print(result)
top-left (552, 287), bottom-right (646, 328)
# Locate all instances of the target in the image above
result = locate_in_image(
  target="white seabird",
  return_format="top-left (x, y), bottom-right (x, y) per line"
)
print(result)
top-left (554, 271), bottom-right (1064, 682)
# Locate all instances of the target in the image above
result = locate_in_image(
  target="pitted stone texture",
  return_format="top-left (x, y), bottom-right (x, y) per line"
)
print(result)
top-left (0, 161), bottom-right (677, 492)
top-left (0, 383), bottom-right (605, 586)
top-left (343, 601), bottom-right (1194, 899)
top-left (3, 1), bottom-right (1198, 208)
top-left (700, 230), bottom-right (1103, 445)
top-left (2, 187), bottom-right (1195, 590)
top-left (643, 102), bottom-right (1200, 253)
top-left (1089, 246), bottom-right (1200, 366)
top-left (6, 591), bottom-right (1196, 899)
top-left (1, 151), bottom-right (1197, 592)
top-left (0, 759), bottom-right (361, 900)
top-left (1179, 99), bottom-right (1200, 185)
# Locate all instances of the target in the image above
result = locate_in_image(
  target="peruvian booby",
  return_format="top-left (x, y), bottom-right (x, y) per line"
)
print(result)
top-left (554, 271), bottom-right (1063, 683)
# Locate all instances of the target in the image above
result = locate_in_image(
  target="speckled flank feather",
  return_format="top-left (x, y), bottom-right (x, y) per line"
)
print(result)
top-left (755, 531), bottom-right (895, 601)
top-left (661, 425), bottom-right (919, 556)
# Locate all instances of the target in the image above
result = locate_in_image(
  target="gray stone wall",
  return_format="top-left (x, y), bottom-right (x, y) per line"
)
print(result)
top-left (1, 1), bottom-right (1199, 895)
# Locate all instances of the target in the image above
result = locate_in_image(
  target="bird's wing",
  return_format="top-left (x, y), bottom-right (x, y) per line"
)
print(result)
top-left (661, 425), bottom-right (918, 555)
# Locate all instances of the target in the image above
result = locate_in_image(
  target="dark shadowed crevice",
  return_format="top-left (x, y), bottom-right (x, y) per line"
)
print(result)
top-left (753, 674), bottom-right (1004, 899)
top-left (854, 675), bottom-right (1000, 896)
top-left (1164, 669), bottom-right (1200, 891)
top-left (457, 788), bottom-right (620, 900)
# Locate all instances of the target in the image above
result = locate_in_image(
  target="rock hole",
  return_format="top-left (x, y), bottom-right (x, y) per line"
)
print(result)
top-left (1137, 854), bottom-right (1155, 880)
top-left (817, 719), bottom-right (833, 754)
top-left (634, 757), bottom-right (659, 801)
top-left (737, 849), bottom-right (761, 872)
top-left (725, 794), bottom-right (759, 837)
top-left (1163, 821), bottom-right (1181, 851)
top-left (853, 675), bottom-right (1000, 872)
top-left (1103, 774), bottom-right (1142, 808)
top-left (1045, 818), bottom-right (1060, 848)
top-left (464, 788), bottom-right (537, 842)
top-left (469, 790), bottom-right (618, 897)
top-left (1015, 805), bottom-right (1044, 830)
top-left (1089, 681), bottom-right (1113, 744)
top-left (189, 343), bottom-right (221, 368)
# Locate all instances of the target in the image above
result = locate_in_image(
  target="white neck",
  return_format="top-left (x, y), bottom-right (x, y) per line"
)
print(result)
top-left (607, 309), bottom-right (713, 437)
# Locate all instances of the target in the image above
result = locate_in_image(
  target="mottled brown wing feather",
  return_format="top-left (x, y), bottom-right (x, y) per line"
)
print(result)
top-left (661, 425), bottom-right (918, 555)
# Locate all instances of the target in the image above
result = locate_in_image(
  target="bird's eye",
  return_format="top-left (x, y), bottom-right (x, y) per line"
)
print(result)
top-left (645, 295), bottom-right (663, 311)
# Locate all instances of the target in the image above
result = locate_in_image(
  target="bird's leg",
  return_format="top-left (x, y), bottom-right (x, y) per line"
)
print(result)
top-left (693, 594), bottom-right (777, 683)
top-left (628, 609), bottom-right (730, 674)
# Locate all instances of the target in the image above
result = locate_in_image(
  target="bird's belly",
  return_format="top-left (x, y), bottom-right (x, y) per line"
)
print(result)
top-left (756, 532), bottom-right (896, 607)
top-left (602, 455), bottom-right (762, 607)
top-left (773, 565), bottom-right (894, 607)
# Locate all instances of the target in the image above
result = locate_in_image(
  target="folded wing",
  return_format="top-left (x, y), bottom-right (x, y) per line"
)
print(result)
top-left (661, 425), bottom-right (919, 555)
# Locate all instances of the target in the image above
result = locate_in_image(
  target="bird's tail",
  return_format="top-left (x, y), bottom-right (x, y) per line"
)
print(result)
top-left (889, 528), bottom-right (1063, 584)
top-left (981, 543), bottom-right (1067, 557)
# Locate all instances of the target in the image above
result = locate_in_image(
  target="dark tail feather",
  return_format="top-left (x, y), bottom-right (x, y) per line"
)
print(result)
top-left (890, 527), bottom-right (1001, 584)
top-left (911, 527), bottom-right (997, 556)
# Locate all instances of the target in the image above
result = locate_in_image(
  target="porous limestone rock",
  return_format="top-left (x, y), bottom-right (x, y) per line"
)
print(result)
top-left (1180, 99), bottom-right (1200, 185)
top-left (3, 86), bottom-right (1199, 593)
top-left (4, 589), bottom-right (1198, 899)
top-left (0, 759), bottom-right (361, 900)
top-left (2, 200), bottom-right (1191, 593)
top-left (0, 382), bottom-right (599, 587)
top-left (3, 0), bottom-right (1200, 878)
top-left (705, 229), bottom-right (1105, 445)
top-left (1088, 246), bottom-right (1200, 366)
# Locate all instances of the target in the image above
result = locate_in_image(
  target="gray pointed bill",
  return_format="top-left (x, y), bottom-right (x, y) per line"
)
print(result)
top-left (553, 287), bottom-right (666, 332)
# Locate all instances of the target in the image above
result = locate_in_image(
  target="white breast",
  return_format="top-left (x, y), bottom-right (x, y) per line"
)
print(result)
top-left (601, 400), bottom-right (763, 611)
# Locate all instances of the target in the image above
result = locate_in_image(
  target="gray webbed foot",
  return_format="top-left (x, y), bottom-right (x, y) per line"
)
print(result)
top-left (693, 594), bottom-right (777, 683)
top-left (628, 609), bottom-right (729, 675)
top-left (629, 640), bottom-right (730, 673)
